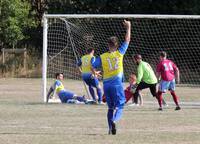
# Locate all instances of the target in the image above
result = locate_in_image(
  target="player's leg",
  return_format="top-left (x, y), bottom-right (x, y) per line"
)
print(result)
top-left (107, 108), bottom-right (114, 134)
top-left (104, 84), bottom-right (114, 134)
top-left (92, 77), bottom-right (103, 103)
top-left (102, 94), bottom-right (106, 103)
top-left (155, 83), bottom-right (168, 106)
top-left (157, 81), bottom-right (170, 110)
top-left (169, 79), bottom-right (181, 110)
top-left (133, 82), bottom-right (149, 105)
top-left (138, 92), bottom-right (143, 106)
top-left (124, 89), bottom-right (133, 103)
top-left (111, 85), bottom-right (126, 135)
top-left (84, 78), bottom-right (96, 101)
top-left (89, 86), bottom-right (96, 101)
top-left (73, 95), bottom-right (86, 102)
top-left (58, 91), bottom-right (74, 103)
top-left (96, 85), bottom-right (103, 103)
top-left (112, 85), bottom-right (125, 122)
top-left (58, 90), bottom-right (86, 103)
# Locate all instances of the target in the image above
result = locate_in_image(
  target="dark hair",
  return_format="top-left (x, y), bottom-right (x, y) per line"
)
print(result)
top-left (133, 54), bottom-right (142, 60)
top-left (55, 73), bottom-right (63, 78)
top-left (87, 48), bottom-right (94, 54)
top-left (108, 36), bottom-right (119, 48)
top-left (160, 51), bottom-right (167, 58)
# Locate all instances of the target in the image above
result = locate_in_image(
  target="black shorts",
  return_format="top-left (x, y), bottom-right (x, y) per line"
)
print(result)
top-left (136, 81), bottom-right (157, 97)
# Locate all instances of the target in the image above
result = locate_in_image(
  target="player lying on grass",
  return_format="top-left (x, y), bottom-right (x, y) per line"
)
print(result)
top-left (77, 48), bottom-right (103, 104)
top-left (46, 73), bottom-right (87, 104)
top-left (133, 54), bottom-right (167, 107)
top-left (92, 20), bottom-right (131, 135)
top-left (102, 73), bottom-right (143, 105)
top-left (156, 51), bottom-right (181, 111)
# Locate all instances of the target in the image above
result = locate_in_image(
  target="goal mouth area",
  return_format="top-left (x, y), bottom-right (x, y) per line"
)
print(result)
top-left (43, 14), bottom-right (200, 102)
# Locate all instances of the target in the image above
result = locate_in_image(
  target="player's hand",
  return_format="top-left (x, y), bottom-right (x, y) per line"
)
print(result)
top-left (123, 20), bottom-right (131, 28)
top-left (130, 84), bottom-right (137, 94)
top-left (95, 71), bottom-right (102, 78)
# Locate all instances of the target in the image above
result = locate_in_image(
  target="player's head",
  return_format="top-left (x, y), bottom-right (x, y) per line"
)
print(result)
top-left (108, 36), bottom-right (119, 52)
top-left (55, 73), bottom-right (64, 80)
top-left (159, 51), bottom-right (167, 61)
top-left (133, 54), bottom-right (142, 65)
top-left (87, 48), bottom-right (94, 55)
top-left (129, 73), bottom-right (137, 84)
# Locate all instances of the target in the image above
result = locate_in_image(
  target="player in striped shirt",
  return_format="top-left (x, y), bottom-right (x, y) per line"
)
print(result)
top-left (156, 51), bottom-right (181, 111)
top-left (92, 20), bottom-right (131, 135)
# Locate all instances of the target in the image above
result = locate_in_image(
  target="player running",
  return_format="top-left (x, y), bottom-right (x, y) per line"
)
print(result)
top-left (133, 54), bottom-right (167, 106)
top-left (156, 51), bottom-right (181, 111)
top-left (78, 48), bottom-right (102, 104)
top-left (46, 73), bottom-right (87, 104)
top-left (92, 20), bottom-right (131, 135)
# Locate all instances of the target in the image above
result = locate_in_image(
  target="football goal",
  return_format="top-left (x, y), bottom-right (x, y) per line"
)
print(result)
top-left (43, 14), bottom-right (200, 102)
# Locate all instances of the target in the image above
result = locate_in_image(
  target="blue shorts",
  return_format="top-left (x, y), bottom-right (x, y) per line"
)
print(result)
top-left (58, 90), bottom-right (74, 103)
top-left (103, 83), bottom-right (125, 109)
top-left (159, 79), bottom-right (176, 92)
top-left (82, 74), bottom-right (99, 88)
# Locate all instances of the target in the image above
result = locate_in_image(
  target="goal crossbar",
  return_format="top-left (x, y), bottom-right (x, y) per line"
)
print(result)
top-left (44, 14), bottom-right (200, 19)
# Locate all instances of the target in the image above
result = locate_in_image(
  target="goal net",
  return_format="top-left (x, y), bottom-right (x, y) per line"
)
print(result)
top-left (43, 14), bottom-right (200, 101)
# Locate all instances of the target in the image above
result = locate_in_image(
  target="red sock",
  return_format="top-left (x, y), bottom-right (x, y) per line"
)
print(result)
top-left (170, 91), bottom-right (179, 106)
top-left (125, 89), bottom-right (133, 103)
top-left (102, 94), bottom-right (106, 103)
top-left (157, 91), bottom-right (163, 108)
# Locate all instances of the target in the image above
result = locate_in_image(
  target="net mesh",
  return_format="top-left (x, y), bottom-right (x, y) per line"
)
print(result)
top-left (46, 17), bottom-right (200, 85)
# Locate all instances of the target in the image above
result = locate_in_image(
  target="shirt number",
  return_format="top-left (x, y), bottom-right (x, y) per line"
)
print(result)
top-left (107, 58), bottom-right (119, 71)
top-left (82, 58), bottom-right (89, 66)
top-left (163, 62), bottom-right (173, 71)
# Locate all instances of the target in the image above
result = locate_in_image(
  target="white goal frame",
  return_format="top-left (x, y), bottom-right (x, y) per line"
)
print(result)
top-left (42, 14), bottom-right (200, 102)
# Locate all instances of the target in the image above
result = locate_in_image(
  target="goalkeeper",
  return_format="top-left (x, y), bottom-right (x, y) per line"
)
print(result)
top-left (46, 73), bottom-right (87, 104)
top-left (133, 54), bottom-right (167, 106)
top-left (78, 48), bottom-right (103, 104)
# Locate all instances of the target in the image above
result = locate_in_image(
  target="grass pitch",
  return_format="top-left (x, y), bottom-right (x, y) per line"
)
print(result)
top-left (0, 78), bottom-right (200, 144)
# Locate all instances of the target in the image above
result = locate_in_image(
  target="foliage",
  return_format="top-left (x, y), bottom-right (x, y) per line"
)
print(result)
top-left (0, 0), bottom-right (37, 47)
top-left (1, 0), bottom-right (200, 49)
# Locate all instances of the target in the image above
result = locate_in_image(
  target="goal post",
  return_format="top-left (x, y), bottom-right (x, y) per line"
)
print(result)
top-left (42, 16), bottom-right (48, 102)
top-left (42, 14), bottom-right (200, 102)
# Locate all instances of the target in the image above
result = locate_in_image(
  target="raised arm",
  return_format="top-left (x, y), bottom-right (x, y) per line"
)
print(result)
top-left (123, 20), bottom-right (131, 43)
top-left (118, 20), bottom-right (131, 54)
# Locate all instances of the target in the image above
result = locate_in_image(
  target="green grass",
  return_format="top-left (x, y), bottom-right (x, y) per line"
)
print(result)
top-left (0, 78), bottom-right (200, 144)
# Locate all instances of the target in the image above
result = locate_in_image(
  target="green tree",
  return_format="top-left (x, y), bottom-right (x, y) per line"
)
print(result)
top-left (0, 0), bottom-right (37, 48)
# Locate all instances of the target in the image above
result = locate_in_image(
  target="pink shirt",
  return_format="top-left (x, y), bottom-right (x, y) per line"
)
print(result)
top-left (156, 59), bottom-right (178, 81)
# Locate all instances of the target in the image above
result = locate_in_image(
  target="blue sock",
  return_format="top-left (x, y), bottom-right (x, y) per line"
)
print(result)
top-left (89, 86), bottom-right (96, 101)
top-left (112, 108), bottom-right (123, 122)
top-left (76, 96), bottom-right (85, 102)
top-left (96, 88), bottom-right (102, 102)
top-left (107, 109), bottom-right (114, 130)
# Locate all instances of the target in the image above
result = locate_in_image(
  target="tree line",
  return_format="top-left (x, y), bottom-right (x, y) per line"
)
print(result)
top-left (1, 0), bottom-right (200, 52)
